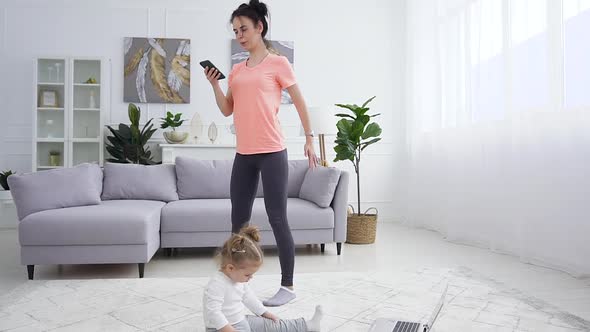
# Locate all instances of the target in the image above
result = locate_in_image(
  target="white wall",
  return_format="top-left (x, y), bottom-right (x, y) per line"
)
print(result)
top-left (0, 0), bottom-right (406, 222)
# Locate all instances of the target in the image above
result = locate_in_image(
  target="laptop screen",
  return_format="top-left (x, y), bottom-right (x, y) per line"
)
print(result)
top-left (425, 285), bottom-right (448, 330)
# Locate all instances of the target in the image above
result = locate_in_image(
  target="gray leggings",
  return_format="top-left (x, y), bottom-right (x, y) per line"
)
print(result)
top-left (231, 149), bottom-right (294, 286)
top-left (206, 316), bottom-right (307, 332)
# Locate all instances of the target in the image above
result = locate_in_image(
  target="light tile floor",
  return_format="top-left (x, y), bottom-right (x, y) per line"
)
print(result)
top-left (1, 269), bottom-right (589, 331)
top-left (1, 222), bottom-right (589, 331)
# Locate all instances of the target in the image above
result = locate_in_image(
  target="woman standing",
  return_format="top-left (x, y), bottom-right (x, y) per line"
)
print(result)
top-left (204, 0), bottom-right (318, 307)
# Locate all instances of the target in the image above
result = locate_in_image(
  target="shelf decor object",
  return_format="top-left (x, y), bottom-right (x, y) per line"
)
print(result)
top-left (208, 122), bottom-right (218, 143)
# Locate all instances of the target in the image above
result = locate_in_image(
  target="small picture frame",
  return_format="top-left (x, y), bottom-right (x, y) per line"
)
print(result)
top-left (39, 90), bottom-right (58, 107)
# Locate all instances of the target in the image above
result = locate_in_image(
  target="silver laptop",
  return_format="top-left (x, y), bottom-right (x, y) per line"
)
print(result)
top-left (368, 285), bottom-right (448, 332)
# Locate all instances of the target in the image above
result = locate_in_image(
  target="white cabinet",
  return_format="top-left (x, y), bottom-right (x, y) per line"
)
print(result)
top-left (33, 57), bottom-right (108, 171)
top-left (159, 144), bottom-right (238, 163)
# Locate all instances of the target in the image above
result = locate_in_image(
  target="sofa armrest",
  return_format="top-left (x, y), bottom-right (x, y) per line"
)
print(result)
top-left (331, 171), bottom-right (349, 242)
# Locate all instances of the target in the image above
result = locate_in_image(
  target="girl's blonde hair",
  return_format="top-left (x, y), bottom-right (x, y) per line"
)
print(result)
top-left (218, 225), bottom-right (263, 267)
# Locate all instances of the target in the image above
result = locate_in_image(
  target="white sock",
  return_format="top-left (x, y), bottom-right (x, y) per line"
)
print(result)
top-left (263, 286), bottom-right (296, 307)
top-left (305, 305), bottom-right (323, 332)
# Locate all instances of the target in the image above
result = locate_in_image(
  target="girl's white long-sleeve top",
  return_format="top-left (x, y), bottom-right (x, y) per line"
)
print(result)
top-left (203, 271), bottom-right (267, 329)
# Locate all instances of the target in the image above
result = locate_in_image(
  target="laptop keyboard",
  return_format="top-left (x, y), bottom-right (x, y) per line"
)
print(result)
top-left (392, 321), bottom-right (421, 332)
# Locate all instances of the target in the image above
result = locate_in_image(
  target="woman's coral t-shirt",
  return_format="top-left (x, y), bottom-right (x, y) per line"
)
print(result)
top-left (228, 54), bottom-right (296, 155)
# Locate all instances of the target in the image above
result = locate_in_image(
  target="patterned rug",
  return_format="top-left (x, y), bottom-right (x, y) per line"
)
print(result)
top-left (1, 268), bottom-right (588, 332)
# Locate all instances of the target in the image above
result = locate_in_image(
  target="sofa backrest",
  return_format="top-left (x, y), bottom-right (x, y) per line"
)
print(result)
top-left (175, 156), bottom-right (309, 199)
top-left (101, 163), bottom-right (179, 202)
top-left (8, 163), bottom-right (103, 220)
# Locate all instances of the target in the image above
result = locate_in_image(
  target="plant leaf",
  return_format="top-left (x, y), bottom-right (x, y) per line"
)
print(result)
top-left (335, 103), bottom-right (359, 113)
top-left (351, 120), bottom-right (365, 141)
top-left (129, 103), bottom-right (140, 126)
top-left (335, 113), bottom-right (355, 119)
top-left (336, 119), bottom-right (353, 136)
top-left (358, 114), bottom-right (370, 126)
top-left (361, 96), bottom-right (376, 108)
top-left (362, 123), bottom-right (382, 139)
top-left (361, 137), bottom-right (381, 151)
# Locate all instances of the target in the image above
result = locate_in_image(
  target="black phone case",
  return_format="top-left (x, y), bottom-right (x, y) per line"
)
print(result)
top-left (199, 60), bottom-right (226, 80)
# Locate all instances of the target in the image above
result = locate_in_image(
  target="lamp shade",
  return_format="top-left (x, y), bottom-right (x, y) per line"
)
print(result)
top-left (301, 106), bottom-right (338, 136)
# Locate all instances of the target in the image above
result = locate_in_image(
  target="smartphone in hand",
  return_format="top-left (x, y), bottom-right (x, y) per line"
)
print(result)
top-left (200, 60), bottom-right (226, 80)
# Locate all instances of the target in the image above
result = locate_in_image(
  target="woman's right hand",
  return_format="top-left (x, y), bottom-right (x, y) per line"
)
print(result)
top-left (204, 67), bottom-right (222, 85)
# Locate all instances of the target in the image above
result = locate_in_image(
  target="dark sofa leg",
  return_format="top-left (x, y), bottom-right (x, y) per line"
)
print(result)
top-left (138, 263), bottom-right (145, 278)
top-left (320, 244), bottom-right (325, 253)
top-left (337, 242), bottom-right (342, 255)
top-left (165, 248), bottom-right (172, 257)
top-left (27, 265), bottom-right (34, 280)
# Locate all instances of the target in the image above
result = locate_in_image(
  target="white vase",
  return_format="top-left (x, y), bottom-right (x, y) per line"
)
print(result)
top-left (89, 90), bottom-right (96, 108)
top-left (208, 122), bottom-right (218, 143)
top-left (190, 112), bottom-right (202, 143)
top-left (163, 131), bottom-right (189, 144)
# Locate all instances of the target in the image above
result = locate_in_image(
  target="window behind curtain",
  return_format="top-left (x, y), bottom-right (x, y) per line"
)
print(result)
top-left (510, 0), bottom-right (549, 113)
top-left (563, 0), bottom-right (590, 110)
top-left (470, 0), bottom-right (504, 123)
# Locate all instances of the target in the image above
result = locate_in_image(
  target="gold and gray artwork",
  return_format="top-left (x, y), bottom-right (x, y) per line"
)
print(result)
top-left (124, 37), bottom-right (190, 104)
top-left (231, 39), bottom-right (294, 104)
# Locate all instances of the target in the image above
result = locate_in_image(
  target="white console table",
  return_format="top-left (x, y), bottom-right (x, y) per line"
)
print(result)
top-left (160, 144), bottom-right (237, 163)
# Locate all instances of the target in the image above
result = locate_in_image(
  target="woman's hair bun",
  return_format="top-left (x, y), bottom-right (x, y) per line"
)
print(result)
top-left (248, 0), bottom-right (268, 17)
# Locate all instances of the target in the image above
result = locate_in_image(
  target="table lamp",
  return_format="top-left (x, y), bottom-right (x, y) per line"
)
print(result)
top-left (301, 106), bottom-right (337, 166)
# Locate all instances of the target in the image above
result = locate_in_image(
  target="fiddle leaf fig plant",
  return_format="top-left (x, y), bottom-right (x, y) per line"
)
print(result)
top-left (333, 96), bottom-right (382, 216)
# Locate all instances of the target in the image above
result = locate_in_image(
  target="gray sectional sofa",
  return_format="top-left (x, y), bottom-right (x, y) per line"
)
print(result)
top-left (8, 156), bottom-right (349, 280)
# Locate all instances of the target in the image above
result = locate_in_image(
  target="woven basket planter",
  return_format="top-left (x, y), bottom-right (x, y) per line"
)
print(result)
top-left (346, 206), bottom-right (378, 244)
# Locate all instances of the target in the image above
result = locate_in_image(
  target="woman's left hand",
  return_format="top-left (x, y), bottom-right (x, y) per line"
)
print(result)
top-left (304, 141), bottom-right (319, 169)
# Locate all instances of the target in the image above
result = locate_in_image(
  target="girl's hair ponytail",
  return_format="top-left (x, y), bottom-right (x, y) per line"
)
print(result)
top-left (218, 225), bottom-right (264, 267)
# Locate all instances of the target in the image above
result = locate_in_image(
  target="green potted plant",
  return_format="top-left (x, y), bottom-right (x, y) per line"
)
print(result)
top-left (0, 170), bottom-right (15, 191)
top-left (160, 111), bottom-right (188, 144)
top-left (333, 96), bottom-right (382, 244)
top-left (105, 103), bottom-right (158, 164)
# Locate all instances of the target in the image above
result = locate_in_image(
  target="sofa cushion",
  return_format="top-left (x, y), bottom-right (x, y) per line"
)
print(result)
top-left (161, 198), bottom-right (334, 232)
top-left (8, 163), bottom-right (103, 220)
top-left (175, 158), bottom-right (233, 199)
top-left (299, 167), bottom-right (342, 207)
top-left (19, 200), bottom-right (164, 246)
top-left (175, 157), bottom-right (309, 199)
top-left (102, 163), bottom-right (178, 202)
top-left (161, 198), bottom-right (231, 232)
top-left (286, 159), bottom-right (309, 198)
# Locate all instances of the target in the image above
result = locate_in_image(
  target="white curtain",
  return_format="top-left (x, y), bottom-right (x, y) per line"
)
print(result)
top-left (403, 0), bottom-right (590, 277)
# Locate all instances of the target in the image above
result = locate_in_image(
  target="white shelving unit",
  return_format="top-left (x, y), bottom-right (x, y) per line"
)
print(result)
top-left (33, 57), bottom-right (108, 171)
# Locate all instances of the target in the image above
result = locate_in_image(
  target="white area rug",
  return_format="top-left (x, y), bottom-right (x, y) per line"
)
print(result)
top-left (0, 268), bottom-right (588, 332)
